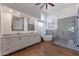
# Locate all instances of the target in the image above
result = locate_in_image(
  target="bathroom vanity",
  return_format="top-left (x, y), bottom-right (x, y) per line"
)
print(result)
top-left (0, 5), bottom-right (42, 55)
top-left (0, 32), bottom-right (41, 55)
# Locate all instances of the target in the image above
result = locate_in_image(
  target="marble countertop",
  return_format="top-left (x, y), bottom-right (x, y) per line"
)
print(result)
top-left (2, 32), bottom-right (40, 38)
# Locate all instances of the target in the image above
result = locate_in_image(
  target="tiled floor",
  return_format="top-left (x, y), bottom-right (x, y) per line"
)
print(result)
top-left (8, 41), bottom-right (79, 56)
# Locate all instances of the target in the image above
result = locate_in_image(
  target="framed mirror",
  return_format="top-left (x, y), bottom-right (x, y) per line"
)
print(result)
top-left (28, 18), bottom-right (35, 31)
top-left (12, 15), bottom-right (24, 31)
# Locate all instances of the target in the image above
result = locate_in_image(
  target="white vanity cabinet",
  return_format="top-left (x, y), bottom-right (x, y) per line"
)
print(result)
top-left (29, 34), bottom-right (41, 45)
top-left (19, 35), bottom-right (29, 49)
top-left (1, 37), bottom-right (13, 55)
top-left (1, 33), bottom-right (41, 55)
top-left (1, 36), bottom-right (20, 55)
top-left (11, 37), bottom-right (20, 51)
top-left (33, 34), bottom-right (41, 43)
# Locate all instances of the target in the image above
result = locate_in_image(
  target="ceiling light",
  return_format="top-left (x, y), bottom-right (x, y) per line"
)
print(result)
top-left (17, 12), bottom-right (20, 14)
top-left (10, 10), bottom-right (13, 12)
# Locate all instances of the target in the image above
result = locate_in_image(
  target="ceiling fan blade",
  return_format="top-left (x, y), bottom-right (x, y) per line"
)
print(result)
top-left (48, 3), bottom-right (54, 7)
top-left (46, 3), bottom-right (48, 9)
top-left (35, 3), bottom-right (41, 5)
top-left (40, 3), bottom-right (45, 9)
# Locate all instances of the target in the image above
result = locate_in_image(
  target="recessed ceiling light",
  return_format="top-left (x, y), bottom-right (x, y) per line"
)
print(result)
top-left (10, 10), bottom-right (13, 12)
top-left (17, 12), bottom-right (20, 14)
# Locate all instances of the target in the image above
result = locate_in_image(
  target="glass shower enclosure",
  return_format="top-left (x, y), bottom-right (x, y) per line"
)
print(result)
top-left (53, 16), bottom-right (79, 51)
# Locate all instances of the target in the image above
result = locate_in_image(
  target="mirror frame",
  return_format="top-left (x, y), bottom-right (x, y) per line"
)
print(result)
top-left (12, 15), bottom-right (24, 31)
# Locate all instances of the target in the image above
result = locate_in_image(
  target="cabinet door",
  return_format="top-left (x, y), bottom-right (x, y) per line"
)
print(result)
top-left (10, 37), bottom-right (20, 51)
top-left (19, 35), bottom-right (29, 49)
top-left (2, 37), bottom-right (13, 55)
top-left (32, 34), bottom-right (41, 43)
top-left (29, 34), bottom-right (41, 45)
top-left (2, 36), bottom-right (20, 55)
top-left (29, 35), bottom-right (35, 45)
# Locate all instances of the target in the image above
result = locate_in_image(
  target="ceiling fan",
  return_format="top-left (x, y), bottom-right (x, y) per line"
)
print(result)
top-left (35, 3), bottom-right (55, 9)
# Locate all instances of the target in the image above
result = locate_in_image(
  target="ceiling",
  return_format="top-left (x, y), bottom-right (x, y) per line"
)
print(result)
top-left (2, 3), bottom-right (74, 18)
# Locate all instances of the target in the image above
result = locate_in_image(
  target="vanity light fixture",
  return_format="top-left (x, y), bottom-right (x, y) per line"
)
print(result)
top-left (10, 10), bottom-right (13, 12)
top-left (17, 12), bottom-right (20, 15)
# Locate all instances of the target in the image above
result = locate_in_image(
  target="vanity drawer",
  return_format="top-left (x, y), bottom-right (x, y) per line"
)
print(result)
top-left (2, 38), bottom-right (12, 47)
top-left (2, 38), bottom-right (11, 43)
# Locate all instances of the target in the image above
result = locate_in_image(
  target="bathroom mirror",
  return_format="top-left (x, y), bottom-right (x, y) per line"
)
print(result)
top-left (12, 15), bottom-right (24, 31)
top-left (28, 19), bottom-right (35, 31)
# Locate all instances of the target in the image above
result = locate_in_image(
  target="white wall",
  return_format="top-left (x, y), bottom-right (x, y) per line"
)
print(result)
top-left (1, 11), bottom-right (28, 35)
top-left (36, 21), bottom-right (44, 34)
top-left (0, 9), bottom-right (1, 55)
top-left (0, 5), bottom-right (38, 35)
top-left (51, 4), bottom-right (77, 19)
